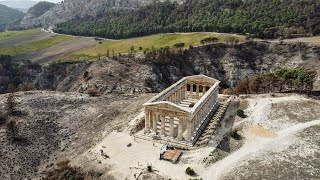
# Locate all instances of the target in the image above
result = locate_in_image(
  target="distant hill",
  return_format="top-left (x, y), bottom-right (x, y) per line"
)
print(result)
top-left (16, 0), bottom-right (320, 39)
top-left (19, 0), bottom-right (155, 28)
top-left (0, 4), bottom-right (24, 31)
top-left (54, 0), bottom-right (320, 39)
top-left (20, 1), bottom-right (56, 28)
top-left (0, 1), bottom-right (37, 12)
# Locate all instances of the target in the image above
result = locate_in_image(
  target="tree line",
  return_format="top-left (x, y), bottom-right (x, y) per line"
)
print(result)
top-left (227, 68), bottom-right (317, 95)
top-left (54, 0), bottom-right (320, 39)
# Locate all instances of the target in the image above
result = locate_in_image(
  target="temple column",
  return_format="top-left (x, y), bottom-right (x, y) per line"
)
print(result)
top-left (177, 116), bottom-right (183, 140)
top-left (190, 119), bottom-right (195, 137)
top-left (183, 86), bottom-right (187, 99)
top-left (196, 84), bottom-right (200, 99)
top-left (169, 115), bottom-right (174, 138)
top-left (145, 109), bottom-right (150, 133)
top-left (203, 85), bottom-right (207, 94)
top-left (153, 113), bottom-right (158, 133)
top-left (186, 118), bottom-right (192, 142)
top-left (161, 114), bottom-right (166, 136)
top-left (192, 84), bottom-right (195, 99)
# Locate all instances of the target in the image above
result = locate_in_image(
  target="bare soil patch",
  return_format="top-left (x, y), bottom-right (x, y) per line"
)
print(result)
top-left (0, 91), bottom-right (152, 180)
top-left (12, 38), bottom-right (98, 64)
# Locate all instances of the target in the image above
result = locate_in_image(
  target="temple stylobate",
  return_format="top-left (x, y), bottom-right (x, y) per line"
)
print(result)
top-left (143, 75), bottom-right (220, 146)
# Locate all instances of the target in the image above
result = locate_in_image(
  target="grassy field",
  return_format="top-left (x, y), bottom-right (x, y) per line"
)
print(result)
top-left (0, 35), bottom-right (76, 56)
top-left (0, 29), bottom-right (41, 41)
top-left (74, 32), bottom-right (245, 57)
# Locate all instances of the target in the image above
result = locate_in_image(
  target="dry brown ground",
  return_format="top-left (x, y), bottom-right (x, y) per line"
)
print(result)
top-left (12, 38), bottom-right (98, 64)
top-left (0, 91), bottom-right (153, 180)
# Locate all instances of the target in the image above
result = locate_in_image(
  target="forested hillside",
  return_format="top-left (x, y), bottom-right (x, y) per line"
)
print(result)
top-left (27, 1), bottom-right (56, 18)
top-left (0, 4), bottom-right (24, 32)
top-left (54, 0), bottom-right (320, 39)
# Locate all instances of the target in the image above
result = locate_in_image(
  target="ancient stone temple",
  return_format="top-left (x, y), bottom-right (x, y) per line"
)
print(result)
top-left (143, 75), bottom-right (220, 146)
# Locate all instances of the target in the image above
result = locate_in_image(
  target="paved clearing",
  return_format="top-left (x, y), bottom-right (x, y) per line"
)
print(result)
top-left (12, 37), bottom-right (98, 64)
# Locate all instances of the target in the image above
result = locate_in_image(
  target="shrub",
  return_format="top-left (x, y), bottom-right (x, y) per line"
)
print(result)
top-left (147, 165), bottom-right (152, 172)
top-left (87, 88), bottom-right (100, 97)
top-left (236, 109), bottom-right (246, 118)
top-left (6, 120), bottom-right (17, 140)
top-left (18, 82), bottom-right (34, 91)
top-left (0, 112), bottom-right (7, 125)
top-left (231, 129), bottom-right (242, 140)
top-left (173, 42), bottom-right (185, 49)
top-left (185, 167), bottom-right (196, 176)
top-left (223, 88), bottom-right (234, 95)
top-left (6, 94), bottom-right (16, 115)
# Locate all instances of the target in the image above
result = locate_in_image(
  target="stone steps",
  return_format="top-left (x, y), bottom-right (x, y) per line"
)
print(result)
top-left (195, 99), bottom-right (230, 146)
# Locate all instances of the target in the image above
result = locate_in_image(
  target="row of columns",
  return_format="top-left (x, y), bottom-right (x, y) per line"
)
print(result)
top-left (166, 85), bottom-right (187, 104)
top-left (191, 87), bottom-right (218, 138)
top-left (145, 109), bottom-right (186, 140)
top-left (144, 84), bottom-right (219, 143)
top-left (187, 83), bottom-right (210, 100)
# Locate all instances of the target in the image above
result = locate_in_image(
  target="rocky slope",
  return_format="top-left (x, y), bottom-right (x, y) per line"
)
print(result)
top-left (20, 0), bottom-right (154, 28)
top-left (1, 41), bottom-right (319, 95)
top-left (20, 1), bottom-right (56, 28)
top-left (0, 91), bottom-right (152, 179)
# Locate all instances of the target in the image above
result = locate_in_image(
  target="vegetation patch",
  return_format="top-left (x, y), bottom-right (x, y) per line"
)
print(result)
top-left (233, 68), bottom-right (316, 95)
top-left (0, 35), bottom-right (76, 56)
top-left (185, 167), bottom-right (196, 176)
top-left (72, 33), bottom-right (244, 57)
top-left (54, 0), bottom-right (320, 39)
top-left (0, 29), bottom-right (41, 41)
top-left (236, 109), bottom-right (247, 118)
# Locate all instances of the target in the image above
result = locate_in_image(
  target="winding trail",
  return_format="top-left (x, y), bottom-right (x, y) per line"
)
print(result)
top-left (203, 119), bottom-right (320, 180)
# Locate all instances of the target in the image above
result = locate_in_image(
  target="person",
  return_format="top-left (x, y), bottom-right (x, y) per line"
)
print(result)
top-left (100, 149), bottom-right (104, 156)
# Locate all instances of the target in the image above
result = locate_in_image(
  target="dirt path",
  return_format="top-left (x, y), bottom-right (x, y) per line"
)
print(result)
top-left (204, 94), bottom-right (320, 180)
top-left (0, 31), bottom-right (53, 48)
top-left (12, 37), bottom-right (98, 64)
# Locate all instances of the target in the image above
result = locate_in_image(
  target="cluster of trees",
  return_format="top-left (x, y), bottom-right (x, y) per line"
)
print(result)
top-left (0, 94), bottom-right (19, 141)
top-left (0, 55), bottom-right (36, 94)
top-left (54, 0), bottom-right (320, 39)
top-left (200, 37), bottom-right (219, 45)
top-left (229, 68), bottom-right (316, 95)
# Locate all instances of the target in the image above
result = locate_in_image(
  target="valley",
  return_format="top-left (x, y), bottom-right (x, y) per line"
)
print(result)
top-left (0, 0), bottom-right (320, 179)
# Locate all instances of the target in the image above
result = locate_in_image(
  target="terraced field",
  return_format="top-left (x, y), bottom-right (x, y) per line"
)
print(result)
top-left (0, 29), bottom-right (98, 64)
top-left (73, 32), bottom-right (245, 58)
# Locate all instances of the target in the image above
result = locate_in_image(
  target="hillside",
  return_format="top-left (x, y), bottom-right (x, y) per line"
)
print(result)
top-left (53, 0), bottom-right (320, 39)
top-left (0, 4), bottom-right (24, 32)
top-left (19, 0), bottom-right (155, 29)
top-left (27, 1), bottom-right (56, 18)
top-left (1, 40), bottom-right (319, 95)
top-left (19, 1), bottom-right (56, 29)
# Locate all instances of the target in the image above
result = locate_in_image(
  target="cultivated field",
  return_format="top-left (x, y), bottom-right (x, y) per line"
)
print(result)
top-left (12, 37), bottom-right (98, 64)
top-left (0, 35), bottom-right (76, 56)
top-left (0, 29), bottom-right (53, 48)
top-left (73, 32), bottom-right (246, 57)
